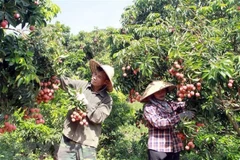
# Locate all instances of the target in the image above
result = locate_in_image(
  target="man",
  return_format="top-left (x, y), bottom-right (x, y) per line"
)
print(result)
top-left (140, 80), bottom-right (194, 160)
top-left (56, 59), bottom-right (114, 160)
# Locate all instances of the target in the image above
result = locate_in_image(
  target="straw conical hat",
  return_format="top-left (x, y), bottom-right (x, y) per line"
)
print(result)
top-left (89, 59), bottom-right (114, 92)
top-left (140, 80), bottom-right (175, 102)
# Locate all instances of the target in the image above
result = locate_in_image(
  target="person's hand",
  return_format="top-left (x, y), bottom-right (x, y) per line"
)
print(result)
top-left (178, 110), bottom-right (195, 119)
top-left (76, 93), bottom-right (88, 105)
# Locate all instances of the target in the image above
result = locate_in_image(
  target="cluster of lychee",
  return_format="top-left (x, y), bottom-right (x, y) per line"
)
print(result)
top-left (227, 79), bottom-right (234, 88)
top-left (23, 108), bottom-right (45, 124)
top-left (0, 115), bottom-right (17, 134)
top-left (176, 83), bottom-right (201, 102)
top-left (129, 88), bottom-right (142, 103)
top-left (70, 109), bottom-right (88, 126)
top-left (122, 65), bottom-right (140, 77)
top-left (168, 60), bottom-right (201, 102)
top-left (177, 132), bottom-right (186, 141)
top-left (177, 132), bottom-right (196, 151)
top-left (168, 61), bottom-right (184, 80)
top-left (185, 141), bottom-right (195, 150)
top-left (36, 76), bottom-right (60, 104)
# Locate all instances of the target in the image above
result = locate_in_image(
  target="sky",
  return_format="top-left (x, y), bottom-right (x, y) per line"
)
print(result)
top-left (51, 0), bottom-right (134, 34)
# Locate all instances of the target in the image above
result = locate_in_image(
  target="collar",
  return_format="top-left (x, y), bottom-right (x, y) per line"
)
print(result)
top-left (87, 83), bottom-right (107, 97)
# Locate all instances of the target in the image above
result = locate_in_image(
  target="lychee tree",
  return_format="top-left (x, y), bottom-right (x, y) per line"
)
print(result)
top-left (107, 0), bottom-right (240, 159)
top-left (0, 0), bottom-right (60, 111)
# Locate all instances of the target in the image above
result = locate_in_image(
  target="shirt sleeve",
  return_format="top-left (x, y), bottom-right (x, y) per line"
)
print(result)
top-left (59, 75), bottom-right (87, 90)
top-left (87, 98), bottom-right (113, 124)
top-left (170, 101), bottom-right (186, 111)
top-left (144, 104), bottom-right (180, 129)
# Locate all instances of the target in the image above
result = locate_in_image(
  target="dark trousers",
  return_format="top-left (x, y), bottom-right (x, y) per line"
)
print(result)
top-left (148, 149), bottom-right (180, 160)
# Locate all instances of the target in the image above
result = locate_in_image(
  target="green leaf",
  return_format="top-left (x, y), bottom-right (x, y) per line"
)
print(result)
top-left (17, 77), bottom-right (24, 87)
top-left (0, 11), bottom-right (4, 20)
top-left (219, 71), bottom-right (226, 78)
top-left (0, 28), bottom-right (4, 39)
top-left (20, 0), bottom-right (30, 7)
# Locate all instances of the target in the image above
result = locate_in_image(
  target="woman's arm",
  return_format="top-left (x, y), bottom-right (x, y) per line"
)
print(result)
top-left (144, 104), bottom-right (180, 129)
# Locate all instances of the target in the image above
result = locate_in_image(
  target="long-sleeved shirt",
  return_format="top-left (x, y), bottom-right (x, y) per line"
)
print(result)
top-left (59, 76), bottom-right (112, 148)
top-left (143, 101), bottom-right (185, 153)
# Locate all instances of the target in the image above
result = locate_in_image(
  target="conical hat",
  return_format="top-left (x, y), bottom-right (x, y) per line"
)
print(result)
top-left (140, 80), bottom-right (175, 102)
top-left (89, 59), bottom-right (114, 92)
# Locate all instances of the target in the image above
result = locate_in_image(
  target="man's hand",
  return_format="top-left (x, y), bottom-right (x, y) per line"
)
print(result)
top-left (178, 110), bottom-right (195, 119)
top-left (76, 93), bottom-right (88, 105)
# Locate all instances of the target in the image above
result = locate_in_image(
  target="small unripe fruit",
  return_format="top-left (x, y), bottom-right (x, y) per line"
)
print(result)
top-left (183, 86), bottom-right (187, 90)
top-left (4, 115), bottom-right (9, 120)
top-left (177, 97), bottom-right (182, 102)
top-left (29, 25), bottom-right (35, 31)
top-left (190, 91), bottom-right (195, 96)
top-left (178, 73), bottom-right (184, 79)
top-left (82, 112), bottom-right (87, 117)
top-left (195, 92), bottom-right (200, 97)
top-left (178, 93), bottom-right (184, 98)
top-left (185, 145), bottom-right (190, 150)
top-left (197, 86), bottom-right (202, 91)
top-left (228, 83), bottom-right (233, 88)
top-left (175, 64), bottom-right (181, 69)
top-left (71, 118), bottom-right (76, 122)
top-left (188, 141), bottom-right (195, 148)
top-left (14, 13), bottom-right (20, 19)
top-left (196, 82), bottom-right (201, 87)
top-left (1, 20), bottom-right (8, 28)
top-left (229, 79), bottom-right (234, 84)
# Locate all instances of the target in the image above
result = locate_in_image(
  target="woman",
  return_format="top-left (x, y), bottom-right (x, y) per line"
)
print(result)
top-left (140, 80), bottom-right (194, 160)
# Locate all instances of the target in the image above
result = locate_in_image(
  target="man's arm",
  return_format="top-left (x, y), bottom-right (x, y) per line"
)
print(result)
top-left (87, 99), bottom-right (112, 124)
top-left (58, 75), bottom-right (87, 91)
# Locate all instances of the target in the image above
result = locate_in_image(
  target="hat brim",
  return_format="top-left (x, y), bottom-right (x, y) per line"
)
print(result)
top-left (89, 59), bottom-right (113, 92)
top-left (140, 82), bottom-right (175, 103)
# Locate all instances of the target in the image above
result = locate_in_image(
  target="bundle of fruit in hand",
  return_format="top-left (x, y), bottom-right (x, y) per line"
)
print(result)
top-left (70, 109), bottom-right (88, 126)
top-left (68, 88), bottom-right (88, 126)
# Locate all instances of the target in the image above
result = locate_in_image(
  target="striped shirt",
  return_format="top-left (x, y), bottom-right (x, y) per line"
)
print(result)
top-left (143, 101), bottom-right (185, 153)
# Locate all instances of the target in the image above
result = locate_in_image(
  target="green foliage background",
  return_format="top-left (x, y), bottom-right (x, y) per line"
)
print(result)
top-left (0, 0), bottom-right (240, 159)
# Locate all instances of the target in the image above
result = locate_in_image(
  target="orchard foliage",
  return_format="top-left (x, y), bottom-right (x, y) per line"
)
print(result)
top-left (0, 0), bottom-right (240, 159)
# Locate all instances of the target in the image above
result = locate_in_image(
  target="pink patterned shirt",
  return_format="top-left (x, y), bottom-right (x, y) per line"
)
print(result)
top-left (143, 101), bottom-right (184, 153)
